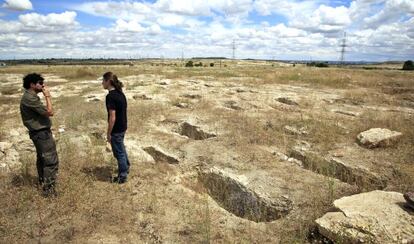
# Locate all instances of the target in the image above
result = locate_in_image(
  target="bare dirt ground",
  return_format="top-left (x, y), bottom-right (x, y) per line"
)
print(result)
top-left (0, 60), bottom-right (413, 243)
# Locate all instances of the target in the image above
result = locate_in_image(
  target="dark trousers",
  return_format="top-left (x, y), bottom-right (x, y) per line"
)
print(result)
top-left (110, 132), bottom-right (130, 179)
top-left (29, 129), bottom-right (59, 190)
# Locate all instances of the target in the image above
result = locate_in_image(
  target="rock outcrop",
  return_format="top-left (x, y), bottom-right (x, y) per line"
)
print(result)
top-left (316, 191), bottom-right (414, 243)
top-left (357, 128), bottom-right (402, 148)
top-left (0, 142), bottom-right (20, 171)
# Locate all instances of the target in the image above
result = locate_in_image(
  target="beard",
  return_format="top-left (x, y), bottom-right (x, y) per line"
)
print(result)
top-left (34, 87), bottom-right (43, 93)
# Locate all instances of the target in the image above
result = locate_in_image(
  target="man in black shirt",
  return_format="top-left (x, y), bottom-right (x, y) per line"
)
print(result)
top-left (102, 72), bottom-right (130, 184)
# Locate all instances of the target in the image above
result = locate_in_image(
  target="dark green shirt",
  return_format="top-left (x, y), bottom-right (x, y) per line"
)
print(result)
top-left (20, 89), bottom-right (51, 132)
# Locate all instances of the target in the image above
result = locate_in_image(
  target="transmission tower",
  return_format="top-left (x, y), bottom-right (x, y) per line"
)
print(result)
top-left (339, 32), bottom-right (347, 65)
top-left (232, 39), bottom-right (236, 59)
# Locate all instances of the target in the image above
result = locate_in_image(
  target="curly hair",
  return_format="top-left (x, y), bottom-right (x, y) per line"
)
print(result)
top-left (23, 73), bottom-right (44, 89)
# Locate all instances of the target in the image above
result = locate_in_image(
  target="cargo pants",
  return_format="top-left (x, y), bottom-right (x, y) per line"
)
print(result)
top-left (29, 129), bottom-right (59, 190)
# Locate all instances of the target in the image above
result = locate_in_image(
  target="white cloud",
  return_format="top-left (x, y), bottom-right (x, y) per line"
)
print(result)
top-left (254, 1), bottom-right (350, 33)
top-left (19, 11), bottom-right (77, 27)
top-left (0, 11), bottom-right (78, 34)
top-left (362, 0), bottom-right (414, 28)
top-left (115, 19), bottom-right (146, 32)
top-left (254, 0), bottom-right (317, 17)
top-left (290, 5), bottom-right (351, 33)
top-left (0, 19), bottom-right (20, 33)
top-left (0, 0), bottom-right (413, 61)
top-left (2, 0), bottom-right (32, 11)
top-left (267, 24), bottom-right (306, 37)
top-left (155, 0), bottom-right (211, 16)
top-left (74, 1), bottom-right (152, 21)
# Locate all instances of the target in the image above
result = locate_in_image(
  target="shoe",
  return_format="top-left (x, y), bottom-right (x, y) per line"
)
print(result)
top-left (118, 177), bottom-right (127, 184)
top-left (42, 187), bottom-right (58, 198)
top-left (112, 176), bottom-right (127, 184)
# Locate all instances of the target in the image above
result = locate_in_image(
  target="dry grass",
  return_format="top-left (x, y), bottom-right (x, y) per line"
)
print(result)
top-left (0, 61), bottom-right (413, 243)
top-left (0, 138), bottom-right (138, 243)
top-left (352, 111), bottom-right (414, 191)
top-left (48, 96), bottom-right (106, 132)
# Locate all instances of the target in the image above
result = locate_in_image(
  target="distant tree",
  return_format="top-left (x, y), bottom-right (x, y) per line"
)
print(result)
top-left (307, 62), bottom-right (329, 68)
top-left (210, 63), bottom-right (214, 67)
top-left (194, 62), bottom-right (203, 67)
top-left (185, 60), bottom-right (194, 67)
top-left (316, 62), bottom-right (329, 67)
top-left (402, 60), bottom-right (414, 71)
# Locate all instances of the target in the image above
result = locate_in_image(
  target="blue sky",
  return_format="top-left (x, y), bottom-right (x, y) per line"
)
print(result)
top-left (0, 0), bottom-right (413, 61)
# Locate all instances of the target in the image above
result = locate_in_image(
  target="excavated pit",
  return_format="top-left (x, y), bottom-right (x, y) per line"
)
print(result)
top-left (179, 122), bottom-right (216, 140)
top-left (289, 149), bottom-right (387, 190)
top-left (199, 168), bottom-right (292, 222)
top-left (143, 146), bottom-right (179, 164)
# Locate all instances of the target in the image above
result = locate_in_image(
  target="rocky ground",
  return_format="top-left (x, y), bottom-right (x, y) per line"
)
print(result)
top-left (0, 61), bottom-right (413, 243)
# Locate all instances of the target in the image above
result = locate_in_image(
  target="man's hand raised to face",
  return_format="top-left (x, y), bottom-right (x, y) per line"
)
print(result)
top-left (41, 85), bottom-right (54, 117)
top-left (42, 85), bottom-right (51, 97)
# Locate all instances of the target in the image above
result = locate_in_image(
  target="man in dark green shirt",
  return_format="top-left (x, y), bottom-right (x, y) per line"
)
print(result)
top-left (20, 73), bottom-right (59, 197)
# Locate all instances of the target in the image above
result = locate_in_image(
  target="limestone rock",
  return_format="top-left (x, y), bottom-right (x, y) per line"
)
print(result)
top-left (59, 133), bottom-right (92, 156)
top-left (333, 109), bottom-right (361, 117)
top-left (133, 94), bottom-right (152, 100)
top-left (124, 140), bottom-right (155, 163)
top-left (0, 142), bottom-right (20, 171)
top-left (357, 128), bottom-right (402, 148)
top-left (276, 97), bottom-right (299, 106)
top-left (287, 157), bottom-right (303, 167)
top-left (224, 101), bottom-right (242, 110)
top-left (0, 142), bottom-right (13, 153)
top-left (284, 125), bottom-right (308, 136)
top-left (157, 79), bottom-right (171, 85)
top-left (316, 191), bottom-right (414, 244)
top-left (175, 102), bottom-right (190, 109)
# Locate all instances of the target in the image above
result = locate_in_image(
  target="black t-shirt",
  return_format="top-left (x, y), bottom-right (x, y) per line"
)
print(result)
top-left (106, 89), bottom-right (127, 134)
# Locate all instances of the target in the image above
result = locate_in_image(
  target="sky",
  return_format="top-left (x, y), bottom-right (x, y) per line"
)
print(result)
top-left (0, 0), bottom-right (413, 61)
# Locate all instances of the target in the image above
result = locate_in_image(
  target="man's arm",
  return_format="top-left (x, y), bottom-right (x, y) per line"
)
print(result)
top-left (42, 86), bottom-right (54, 117)
top-left (107, 110), bottom-right (116, 142)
